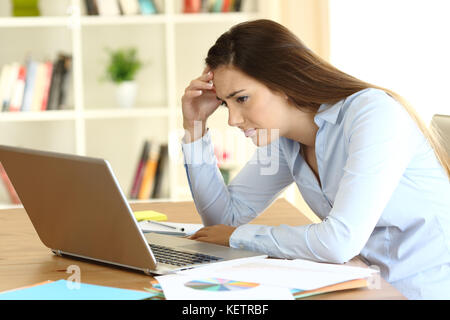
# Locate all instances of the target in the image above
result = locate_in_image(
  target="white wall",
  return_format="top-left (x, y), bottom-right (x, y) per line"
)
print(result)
top-left (329, 0), bottom-right (450, 123)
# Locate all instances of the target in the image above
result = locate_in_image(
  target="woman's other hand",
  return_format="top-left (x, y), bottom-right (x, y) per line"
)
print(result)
top-left (188, 224), bottom-right (237, 247)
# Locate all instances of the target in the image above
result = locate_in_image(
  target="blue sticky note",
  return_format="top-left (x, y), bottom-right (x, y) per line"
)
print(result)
top-left (0, 280), bottom-right (153, 300)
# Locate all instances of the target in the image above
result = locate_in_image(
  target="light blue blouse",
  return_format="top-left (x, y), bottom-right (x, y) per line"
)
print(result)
top-left (181, 88), bottom-right (450, 300)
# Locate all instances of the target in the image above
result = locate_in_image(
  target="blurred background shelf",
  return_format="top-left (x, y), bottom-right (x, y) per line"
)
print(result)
top-left (0, 0), bottom-right (273, 207)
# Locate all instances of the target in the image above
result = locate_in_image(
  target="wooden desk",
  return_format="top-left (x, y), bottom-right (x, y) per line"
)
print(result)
top-left (0, 199), bottom-right (404, 300)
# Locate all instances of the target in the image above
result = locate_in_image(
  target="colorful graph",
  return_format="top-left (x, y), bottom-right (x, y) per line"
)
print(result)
top-left (184, 278), bottom-right (259, 292)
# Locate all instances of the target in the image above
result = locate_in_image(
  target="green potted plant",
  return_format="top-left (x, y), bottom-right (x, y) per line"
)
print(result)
top-left (104, 47), bottom-right (143, 109)
top-left (11, 0), bottom-right (40, 17)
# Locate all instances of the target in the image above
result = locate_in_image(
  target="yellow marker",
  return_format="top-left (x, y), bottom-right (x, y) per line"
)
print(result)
top-left (133, 210), bottom-right (167, 222)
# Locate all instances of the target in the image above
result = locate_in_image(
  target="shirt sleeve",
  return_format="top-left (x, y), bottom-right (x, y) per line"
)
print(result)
top-left (230, 94), bottom-right (424, 263)
top-left (182, 129), bottom-right (294, 227)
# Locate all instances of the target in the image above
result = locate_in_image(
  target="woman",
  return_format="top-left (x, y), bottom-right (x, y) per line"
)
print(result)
top-left (180, 19), bottom-right (450, 299)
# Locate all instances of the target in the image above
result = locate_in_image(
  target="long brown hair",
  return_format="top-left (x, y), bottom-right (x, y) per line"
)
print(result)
top-left (205, 19), bottom-right (450, 178)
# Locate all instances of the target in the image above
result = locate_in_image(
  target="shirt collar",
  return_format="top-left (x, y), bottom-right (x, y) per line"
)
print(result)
top-left (314, 99), bottom-right (345, 127)
top-left (314, 88), bottom-right (374, 127)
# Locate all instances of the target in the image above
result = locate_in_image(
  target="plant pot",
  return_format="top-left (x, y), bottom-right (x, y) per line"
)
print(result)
top-left (116, 81), bottom-right (137, 109)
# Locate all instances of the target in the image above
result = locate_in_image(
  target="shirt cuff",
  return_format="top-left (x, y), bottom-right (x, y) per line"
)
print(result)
top-left (229, 224), bottom-right (270, 251)
top-left (181, 129), bottom-right (216, 166)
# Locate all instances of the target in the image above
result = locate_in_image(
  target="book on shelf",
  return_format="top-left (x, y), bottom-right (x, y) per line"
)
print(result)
top-left (233, 0), bottom-right (243, 11)
top-left (84, 0), bottom-right (159, 15)
top-left (183, 0), bottom-right (202, 13)
top-left (85, 0), bottom-right (99, 15)
top-left (0, 162), bottom-right (21, 205)
top-left (184, 0), bottom-right (244, 13)
top-left (211, 0), bottom-right (223, 12)
top-left (130, 140), bottom-right (150, 199)
top-left (151, 144), bottom-right (169, 199)
top-left (31, 62), bottom-right (46, 112)
top-left (96, 0), bottom-right (121, 16)
top-left (47, 54), bottom-right (72, 111)
top-left (0, 62), bottom-right (19, 112)
top-left (118, 0), bottom-right (141, 15)
top-left (8, 65), bottom-right (26, 112)
top-left (138, 141), bottom-right (160, 200)
top-left (200, 0), bottom-right (209, 12)
top-left (0, 53), bottom-right (72, 113)
top-left (221, 0), bottom-right (231, 12)
top-left (138, 0), bottom-right (157, 14)
top-left (130, 140), bottom-right (169, 200)
top-left (21, 59), bottom-right (38, 112)
top-left (0, 65), bottom-right (8, 111)
top-left (40, 61), bottom-right (54, 111)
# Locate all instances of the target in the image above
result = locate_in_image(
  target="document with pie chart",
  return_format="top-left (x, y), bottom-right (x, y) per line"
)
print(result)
top-left (155, 274), bottom-right (294, 300)
top-left (184, 278), bottom-right (259, 292)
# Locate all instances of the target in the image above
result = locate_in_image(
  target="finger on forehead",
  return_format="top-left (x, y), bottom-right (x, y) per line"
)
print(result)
top-left (202, 65), bottom-right (211, 75)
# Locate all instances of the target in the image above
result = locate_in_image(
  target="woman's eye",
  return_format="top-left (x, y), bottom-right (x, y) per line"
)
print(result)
top-left (217, 97), bottom-right (227, 107)
top-left (237, 96), bottom-right (248, 103)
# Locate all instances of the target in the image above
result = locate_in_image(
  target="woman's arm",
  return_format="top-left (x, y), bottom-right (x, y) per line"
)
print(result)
top-left (230, 94), bottom-right (423, 261)
top-left (182, 129), bottom-right (294, 228)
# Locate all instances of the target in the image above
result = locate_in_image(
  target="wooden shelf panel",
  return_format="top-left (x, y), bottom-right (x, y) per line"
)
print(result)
top-left (0, 16), bottom-right (71, 28)
top-left (80, 14), bottom-right (166, 26)
top-left (172, 12), bottom-right (259, 23)
top-left (83, 107), bottom-right (170, 119)
top-left (0, 110), bottom-right (76, 122)
top-left (0, 13), bottom-right (258, 28)
top-left (0, 108), bottom-right (170, 122)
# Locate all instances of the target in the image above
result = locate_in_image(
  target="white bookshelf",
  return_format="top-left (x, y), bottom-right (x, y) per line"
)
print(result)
top-left (0, 0), bottom-right (277, 206)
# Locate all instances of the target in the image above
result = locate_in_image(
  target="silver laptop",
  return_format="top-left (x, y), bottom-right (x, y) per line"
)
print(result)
top-left (0, 145), bottom-right (266, 275)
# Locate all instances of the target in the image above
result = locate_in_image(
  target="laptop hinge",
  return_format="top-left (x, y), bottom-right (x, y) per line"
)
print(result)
top-left (51, 249), bottom-right (62, 256)
top-left (143, 269), bottom-right (154, 276)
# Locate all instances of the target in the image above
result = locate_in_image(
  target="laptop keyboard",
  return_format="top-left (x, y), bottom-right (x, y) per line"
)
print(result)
top-left (149, 244), bottom-right (224, 267)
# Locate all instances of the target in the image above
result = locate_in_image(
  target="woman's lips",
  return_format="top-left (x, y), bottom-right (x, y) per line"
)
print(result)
top-left (244, 128), bottom-right (257, 138)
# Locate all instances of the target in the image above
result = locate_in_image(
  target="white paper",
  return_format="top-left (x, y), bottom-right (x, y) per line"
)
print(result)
top-left (178, 258), bottom-right (378, 291)
top-left (155, 274), bottom-right (294, 300)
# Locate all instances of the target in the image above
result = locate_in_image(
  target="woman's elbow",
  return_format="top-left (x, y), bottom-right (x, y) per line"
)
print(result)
top-left (315, 218), bottom-right (362, 264)
top-left (325, 247), bottom-right (358, 264)
top-left (308, 234), bottom-right (361, 264)
top-left (285, 243), bottom-right (358, 264)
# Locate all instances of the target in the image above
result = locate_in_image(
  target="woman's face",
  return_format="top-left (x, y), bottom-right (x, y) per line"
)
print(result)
top-left (213, 66), bottom-right (290, 146)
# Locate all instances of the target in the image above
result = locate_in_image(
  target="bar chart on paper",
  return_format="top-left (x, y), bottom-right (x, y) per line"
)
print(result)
top-left (184, 278), bottom-right (259, 292)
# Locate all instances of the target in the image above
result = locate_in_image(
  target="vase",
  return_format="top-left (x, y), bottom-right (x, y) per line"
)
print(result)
top-left (116, 81), bottom-right (137, 109)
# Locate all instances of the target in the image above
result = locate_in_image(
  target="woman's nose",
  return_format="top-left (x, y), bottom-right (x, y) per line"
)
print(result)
top-left (227, 106), bottom-right (244, 127)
